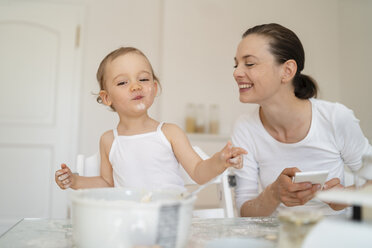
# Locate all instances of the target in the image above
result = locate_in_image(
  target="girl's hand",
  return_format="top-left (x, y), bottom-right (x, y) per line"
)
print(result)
top-left (219, 141), bottom-right (248, 169)
top-left (55, 164), bottom-right (74, 189)
top-left (322, 178), bottom-right (348, 210)
top-left (272, 167), bottom-right (320, 207)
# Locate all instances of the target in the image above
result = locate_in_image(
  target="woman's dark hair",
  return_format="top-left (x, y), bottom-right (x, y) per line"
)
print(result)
top-left (242, 23), bottom-right (318, 99)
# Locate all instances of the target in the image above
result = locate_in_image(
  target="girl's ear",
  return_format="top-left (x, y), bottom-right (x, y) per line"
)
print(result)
top-left (281, 59), bottom-right (297, 84)
top-left (99, 90), bottom-right (112, 106)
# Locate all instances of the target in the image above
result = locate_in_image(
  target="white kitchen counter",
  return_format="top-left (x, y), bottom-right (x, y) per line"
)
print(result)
top-left (0, 217), bottom-right (279, 247)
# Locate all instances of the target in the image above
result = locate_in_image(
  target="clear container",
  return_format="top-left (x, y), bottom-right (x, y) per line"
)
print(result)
top-left (195, 104), bottom-right (206, 133)
top-left (185, 103), bottom-right (196, 133)
top-left (278, 210), bottom-right (323, 248)
top-left (208, 104), bottom-right (219, 134)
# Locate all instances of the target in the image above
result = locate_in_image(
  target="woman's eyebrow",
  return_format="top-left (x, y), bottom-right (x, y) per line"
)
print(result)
top-left (242, 54), bottom-right (256, 59)
top-left (234, 54), bottom-right (257, 61)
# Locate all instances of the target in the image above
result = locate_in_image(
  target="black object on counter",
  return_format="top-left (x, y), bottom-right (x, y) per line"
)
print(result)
top-left (352, 206), bottom-right (362, 221)
top-left (228, 174), bottom-right (237, 187)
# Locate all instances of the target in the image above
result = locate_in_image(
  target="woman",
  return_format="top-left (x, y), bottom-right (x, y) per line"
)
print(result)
top-left (232, 23), bottom-right (372, 217)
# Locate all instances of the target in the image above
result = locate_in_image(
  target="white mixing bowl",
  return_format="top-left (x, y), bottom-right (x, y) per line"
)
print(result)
top-left (70, 187), bottom-right (196, 248)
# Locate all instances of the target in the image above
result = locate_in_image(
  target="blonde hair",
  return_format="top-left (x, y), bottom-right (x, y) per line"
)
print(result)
top-left (96, 47), bottom-right (160, 107)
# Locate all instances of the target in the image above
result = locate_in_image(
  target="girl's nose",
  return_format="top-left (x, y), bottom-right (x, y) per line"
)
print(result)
top-left (130, 82), bottom-right (142, 91)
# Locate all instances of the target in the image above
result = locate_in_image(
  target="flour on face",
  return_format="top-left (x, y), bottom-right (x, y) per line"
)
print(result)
top-left (136, 103), bottom-right (146, 110)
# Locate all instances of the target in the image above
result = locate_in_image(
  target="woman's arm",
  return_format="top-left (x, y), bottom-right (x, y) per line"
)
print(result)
top-left (323, 103), bottom-right (372, 210)
top-left (240, 183), bottom-right (280, 217)
top-left (162, 123), bottom-right (247, 184)
top-left (322, 177), bottom-right (372, 211)
top-left (240, 167), bottom-right (320, 217)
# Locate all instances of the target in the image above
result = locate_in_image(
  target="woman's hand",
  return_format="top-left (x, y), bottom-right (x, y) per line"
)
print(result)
top-left (272, 167), bottom-right (321, 207)
top-left (219, 141), bottom-right (248, 169)
top-left (55, 164), bottom-right (75, 189)
top-left (322, 178), bottom-right (348, 210)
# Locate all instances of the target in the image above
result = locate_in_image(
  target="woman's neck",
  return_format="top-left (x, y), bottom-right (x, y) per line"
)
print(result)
top-left (116, 114), bottom-right (159, 135)
top-left (259, 97), bottom-right (312, 143)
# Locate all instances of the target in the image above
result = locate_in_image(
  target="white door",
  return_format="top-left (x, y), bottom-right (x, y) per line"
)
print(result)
top-left (0, 1), bottom-right (83, 233)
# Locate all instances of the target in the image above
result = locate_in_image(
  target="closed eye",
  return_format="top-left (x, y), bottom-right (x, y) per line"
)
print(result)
top-left (139, 79), bottom-right (149, 82)
top-left (234, 63), bottom-right (254, 68)
top-left (117, 81), bottom-right (127, 86)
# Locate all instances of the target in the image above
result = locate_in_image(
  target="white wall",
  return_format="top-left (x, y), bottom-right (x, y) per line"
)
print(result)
top-left (339, 0), bottom-right (372, 140)
top-left (160, 0), bottom-right (341, 138)
top-left (78, 0), bottom-right (163, 155)
top-left (77, 0), bottom-right (372, 156)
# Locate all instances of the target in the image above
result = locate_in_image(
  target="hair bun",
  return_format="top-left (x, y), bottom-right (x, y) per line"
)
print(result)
top-left (294, 73), bottom-right (318, 99)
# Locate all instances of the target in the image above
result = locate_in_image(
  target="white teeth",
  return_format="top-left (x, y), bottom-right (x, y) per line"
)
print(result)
top-left (239, 84), bottom-right (253, 89)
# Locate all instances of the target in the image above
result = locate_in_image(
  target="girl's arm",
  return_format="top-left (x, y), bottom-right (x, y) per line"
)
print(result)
top-left (55, 131), bottom-right (114, 189)
top-left (162, 123), bottom-right (247, 184)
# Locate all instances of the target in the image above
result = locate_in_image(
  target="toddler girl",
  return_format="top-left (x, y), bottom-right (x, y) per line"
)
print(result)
top-left (55, 47), bottom-right (246, 190)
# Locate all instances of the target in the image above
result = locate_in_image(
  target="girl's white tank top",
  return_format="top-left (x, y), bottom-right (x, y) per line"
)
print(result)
top-left (109, 122), bottom-right (185, 191)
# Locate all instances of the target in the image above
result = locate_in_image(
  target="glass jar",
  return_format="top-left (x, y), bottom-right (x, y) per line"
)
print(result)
top-left (278, 210), bottom-right (323, 248)
top-left (208, 104), bottom-right (219, 134)
top-left (185, 103), bottom-right (196, 133)
top-left (195, 104), bottom-right (206, 133)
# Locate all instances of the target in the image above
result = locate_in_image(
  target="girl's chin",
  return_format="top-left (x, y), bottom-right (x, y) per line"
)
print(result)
top-left (135, 102), bottom-right (147, 111)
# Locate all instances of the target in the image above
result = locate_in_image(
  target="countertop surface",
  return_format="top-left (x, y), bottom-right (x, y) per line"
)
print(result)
top-left (0, 217), bottom-right (279, 247)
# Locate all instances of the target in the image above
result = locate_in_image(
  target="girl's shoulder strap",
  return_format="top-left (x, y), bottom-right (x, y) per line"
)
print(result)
top-left (112, 128), bottom-right (118, 138)
top-left (156, 122), bottom-right (165, 132)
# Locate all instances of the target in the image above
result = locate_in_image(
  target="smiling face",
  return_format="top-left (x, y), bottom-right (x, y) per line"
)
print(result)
top-left (233, 34), bottom-right (285, 105)
top-left (99, 52), bottom-right (158, 116)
